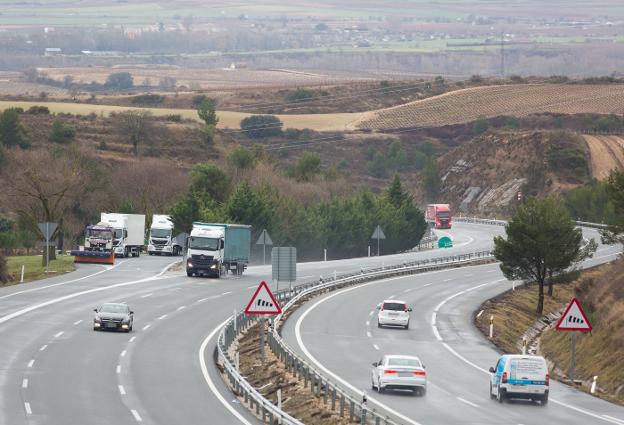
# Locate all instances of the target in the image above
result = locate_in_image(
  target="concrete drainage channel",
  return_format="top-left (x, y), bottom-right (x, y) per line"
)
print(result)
top-left (217, 250), bottom-right (494, 425)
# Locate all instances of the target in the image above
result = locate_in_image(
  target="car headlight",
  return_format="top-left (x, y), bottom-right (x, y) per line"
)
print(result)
top-left (94, 322), bottom-right (101, 327)
top-left (121, 324), bottom-right (129, 329)
top-left (210, 264), bottom-right (217, 269)
top-left (187, 261), bottom-right (193, 268)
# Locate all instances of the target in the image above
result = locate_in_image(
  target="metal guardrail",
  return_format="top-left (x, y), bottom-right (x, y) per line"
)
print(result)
top-left (455, 216), bottom-right (609, 230)
top-left (217, 251), bottom-right (494, 425)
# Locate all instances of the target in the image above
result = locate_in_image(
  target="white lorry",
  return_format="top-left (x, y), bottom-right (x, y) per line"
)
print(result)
top-left (186, 222), bottom-right (251, 278)
top-left (100, 213), bottom-right (146, 258)
top-left (148, 214), bottom-right (182, 256)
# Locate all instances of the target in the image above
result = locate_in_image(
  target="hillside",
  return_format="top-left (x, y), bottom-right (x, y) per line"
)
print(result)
top-left (356, 84), bottom-right (624, 130)
top-left (435, 130), bottom-right (589, 216)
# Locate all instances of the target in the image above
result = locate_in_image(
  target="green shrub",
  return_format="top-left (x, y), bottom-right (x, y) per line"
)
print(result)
top-left (131, 94), bottom-right (165, 106)
top-left (26, 105), bottom-right (50, 114)
top-left (48, 119), bottom-right (76, 144)
top-left (240, 115), bottom-right (283, 139)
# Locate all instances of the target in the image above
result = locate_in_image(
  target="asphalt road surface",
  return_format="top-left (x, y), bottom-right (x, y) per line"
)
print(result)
top-left (1, 222), bottom-right (620, 425)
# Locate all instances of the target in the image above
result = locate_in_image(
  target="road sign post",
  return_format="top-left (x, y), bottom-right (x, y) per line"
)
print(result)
top-left (244, 281), bottom-right (282, 366)
top-left (255, 229), bottom-right (273, 265)
top-left (555, 298), bottom-right (592, 383)
top-left (371, 225), bottom-right (385, 256)
top-left (37, 222), bottom-right (58, 273)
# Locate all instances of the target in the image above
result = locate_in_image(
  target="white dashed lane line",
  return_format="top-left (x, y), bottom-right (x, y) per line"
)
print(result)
top-left (456, 397), bottom-right (479, 408)
top-left (221, 291), bottom-right (232, 296)
top-left (129, 336), bottom-right (136, 343)
top-left (116, 365), bottom-right (121, 374)
top-left (140, 293), bottom-right (153, 298)
top-left (54, 331), bottom-right (64, 338)
top-left (158, 314), bottom-right (168, 320)
top-left (373, 344), bottom-right (380, 350)
top-left (177, 306), bottom-right (186, 311)
top-left (39, 344), bottom-right (48, 352)
top-left (118, 385), bottom-right (126, 395)
top-left (131, 409), bottom-right (143, 422)
top-left (121, 350), bottom-right (127, 357)
top-left (366, 331), bottom-right (372, 338)
top-left (443, 278), bottom-right (453, 282)
top-left (24, 402), bottom-right (32, 415)
top-left (22, 379), bottom-right (28, 389)
top-left (369, 311), bottom-right (374, 316)
top-left (27, 359), bottom-right (34, 368)
top-left (142, 325), bottom-right (151, 331)
top-left (73, 319), bottom-right (83, 325)
top-left (365, 321), bottom-right (370, 326)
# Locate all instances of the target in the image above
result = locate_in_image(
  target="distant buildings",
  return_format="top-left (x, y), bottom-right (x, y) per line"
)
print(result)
top-left (44, 47), bottom-right (61, 56)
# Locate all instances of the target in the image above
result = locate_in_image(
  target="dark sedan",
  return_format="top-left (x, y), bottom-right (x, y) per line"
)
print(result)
top-left (93, 303), bottom-right (134, 332)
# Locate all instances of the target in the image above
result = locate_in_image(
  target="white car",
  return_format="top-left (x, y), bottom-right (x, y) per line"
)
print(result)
top-left (489, 355), bottom-right (549, 405)
top-left (371, 355), bottom-right (427, 395)
top-left (377, 300), bottom-right (411, 329)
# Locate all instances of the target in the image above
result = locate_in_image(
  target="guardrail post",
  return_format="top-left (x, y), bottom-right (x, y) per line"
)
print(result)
top-left (349, 400), bottom-right (355, 421)
top-left (331, 387), bottom-right (337, 410)
top-left (340, 395), bottom-right (345, 417)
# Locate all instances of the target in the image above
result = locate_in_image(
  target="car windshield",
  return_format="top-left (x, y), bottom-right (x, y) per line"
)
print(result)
top-left (151, 228), bottom-right (171, 238)
top-left (388, 358), bottom-right (421, 367)
top-left (100, 304), bottom-right (128, 313)
top-left (86, 228), bottom-right (112, 240)
top-left (438, 211), bottom-right (450, 218)
top-left (190, 236), bottom-right (219, 250)
top-left (383, 302), bottom-right (406, 311)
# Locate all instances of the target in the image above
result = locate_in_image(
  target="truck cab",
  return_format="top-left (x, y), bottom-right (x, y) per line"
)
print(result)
top-left (84, 223), bottom-right (114, 252)
top-left (148, 215), bottom-right (181, 256)
top-left (185, 222), bottom-right (251, 278)
top-left (101, 213), bottom-right (145, 258)
top-left (426, 204), bottom-right (452, 229)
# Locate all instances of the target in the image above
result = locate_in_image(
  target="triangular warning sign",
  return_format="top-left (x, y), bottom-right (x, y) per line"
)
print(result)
top-left (244, 281), bottom-right (282, 315)
top-left (556, 298), bottom-right (592, 331)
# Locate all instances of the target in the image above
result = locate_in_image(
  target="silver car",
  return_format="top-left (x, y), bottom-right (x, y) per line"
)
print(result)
top-left (371, 355), bottom-right (427, 395)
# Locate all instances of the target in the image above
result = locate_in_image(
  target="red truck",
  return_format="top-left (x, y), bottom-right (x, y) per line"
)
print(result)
top-left (426, 204), bottom-right (452, 229)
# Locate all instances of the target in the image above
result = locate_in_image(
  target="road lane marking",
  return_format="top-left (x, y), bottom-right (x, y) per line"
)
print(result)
top-left (121, 350), bottom-right (127, 357)
top-left (464, 274), bottom-right (473, 277)
top-left (247, 285), bottom-right (257, 289)
top-left (22, 379), bottom-right (28, 389)
top-left (54, 331), bottom-right (64, 338)
top-left (116, 365), bottom-right (121, 374)
top-left (443, 278), bottom-right (453, 282)
top-left (158, 314), bottom-right (168, 320)
top-left (24, 402), bottom-right (32, 415)
top-left (27, 359), bottom-right (34, 368)
top-left (177, 306), bottom-right (186, 311)
top-left (373, 344), bottom-right (380, 350)
top-left (142, 325), bottom-right (150, 330)
top-left (39, 344), bottom-right (48, 351)
top-left (118, 385), bottom-right (126, 395)
top-left (403, 289), bottom-right (412, 293)
top-left (140, 293), bottom-right (153, 298)
top-left (222, 291), bottom-right (232, 296)
top-left (369, 311), bottom-right (374, 316)
top-left (131, 409), bottom-right (143, 422)
top-left (0, 263), bottom-right (179, 326)
top-left (366, 331), bottom-right (372, 338)
top-left (200, 318), bottom-right (254, 425)
top-left (0, 260), bottom-right (127, 302)
top-left (603, 415), bottom-right (624, 425)
top-left (423, 282), bottom-right (434, 287)
top-left (129, 336), bottom-right (136, 343)
top-left (73, 320), bottom-right (82, 325)
top-left (365, 321), bottom-right (370, 326)
top-left (198, 297), bottom-right (209, 302)
top-left (456, 397), bottom-right (479, 408)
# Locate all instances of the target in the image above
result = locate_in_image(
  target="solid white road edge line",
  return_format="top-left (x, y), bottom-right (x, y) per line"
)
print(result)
top-left (434, 281), bottom-right (624, 425)
top-left (0, 260), bottom-right (127, 301)
top-left (603, 415), bottom-right (624, 425)
top-left (456, 397), bottom-right (479, 408)
top-left (0, 261), bottom-right (178, 326)
top-left (199, 317), bottom-right (254, 425)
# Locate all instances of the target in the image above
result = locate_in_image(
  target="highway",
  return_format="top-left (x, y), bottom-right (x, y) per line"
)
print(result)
top-left (0, 222), bottom-right (621, 425)
top-left (280, 225), bottom-right (624, 425)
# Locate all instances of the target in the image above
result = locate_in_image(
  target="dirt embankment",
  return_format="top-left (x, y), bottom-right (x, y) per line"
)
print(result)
top-left (583, 135), bottom-right (624, 180)
top-left (475, 258), bottom-right (624, 405)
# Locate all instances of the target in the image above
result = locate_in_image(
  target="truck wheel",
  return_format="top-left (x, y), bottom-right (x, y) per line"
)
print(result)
top-left (124, 248), bottom-right (129, 258)
top-left (187, 271), bottom-right (193, 277)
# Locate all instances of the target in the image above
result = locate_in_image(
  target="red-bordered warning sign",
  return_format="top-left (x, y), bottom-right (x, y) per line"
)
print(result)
top-left (244, 280), bottom-right (282, 315)
top-left (555, 297), bottom-right (592, 331)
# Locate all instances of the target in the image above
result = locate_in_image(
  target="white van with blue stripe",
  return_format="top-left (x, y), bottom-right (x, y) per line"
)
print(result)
top-left (489, 355), bottom-right (549, 405)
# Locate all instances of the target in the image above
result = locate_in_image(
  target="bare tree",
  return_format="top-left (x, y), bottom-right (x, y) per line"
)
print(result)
top-left (115, 110), bottom-right (154, 156)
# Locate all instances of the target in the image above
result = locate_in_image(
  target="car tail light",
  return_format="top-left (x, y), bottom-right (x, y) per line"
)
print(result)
top-left (380, 304), bottom-right (384, 311)
top-left (502, 372), bottom-right (508, 384)
top-left (384, 369), bottom-right (398, 375)
top-left (546, 373), bottom-right (550, 386)
top-left (413, 371), bottom-right (426, 376)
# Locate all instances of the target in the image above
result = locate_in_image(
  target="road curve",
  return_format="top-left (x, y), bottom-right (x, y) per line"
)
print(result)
top-left (0, 222), bottom-right (506, 425)
top-left (280, 226), bottom-right (624, 425)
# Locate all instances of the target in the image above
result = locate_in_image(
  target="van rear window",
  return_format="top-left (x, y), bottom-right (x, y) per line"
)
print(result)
top-left (510, 358), bottom-right (546, 379)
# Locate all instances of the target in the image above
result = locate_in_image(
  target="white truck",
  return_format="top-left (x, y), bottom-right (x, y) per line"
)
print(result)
top-left (100, 213), bottom-right (146, 258)
top-left (148, 214), bottom-right (182, 256)
top-left (186, 222), bottom-right (251, 278)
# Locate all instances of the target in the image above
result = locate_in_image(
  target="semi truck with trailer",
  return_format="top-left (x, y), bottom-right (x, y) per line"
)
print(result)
top-left (425, 204), bottom-right (452, 229)
top-left (185, 222), bottom-right (251, 278)
top-left (100, 213), bottom-right (146, 257)
top-left (148, 214), bottom-right (182, 256)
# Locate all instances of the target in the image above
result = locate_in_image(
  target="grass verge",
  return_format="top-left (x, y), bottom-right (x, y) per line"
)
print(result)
top-left (475, 259), bottom-right (624, 404)
top-left (4, 255), bottom-right (75, 285)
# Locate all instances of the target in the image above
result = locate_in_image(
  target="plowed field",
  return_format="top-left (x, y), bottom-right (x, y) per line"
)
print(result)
top-left (583, 135), bottom-right (624, 180)
top-left (356, 84), bottom-right (624, 130)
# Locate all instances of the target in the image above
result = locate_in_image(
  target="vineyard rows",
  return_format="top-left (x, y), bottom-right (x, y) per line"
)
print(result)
top-left (357, 84), bottom-right (624, 130)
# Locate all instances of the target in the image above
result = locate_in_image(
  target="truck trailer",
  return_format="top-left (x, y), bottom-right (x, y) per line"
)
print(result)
top-left (425, 204), bottom-right (452, 229)
top-left (148, 214), bottom-right (182, 256)
top-left (100, 213), bottom-right (146, 257)
top-left (185, 222), bottom-right (251, 278)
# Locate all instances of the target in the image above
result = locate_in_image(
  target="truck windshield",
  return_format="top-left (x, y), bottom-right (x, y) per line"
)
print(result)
top-left (86, 229), bottom-right (112, 240)
top-left (438, 211), bottom-right (450, 218)
top-left (151, 229), bottom-right (171, 238)
top-left (113, 229), bottom-right (123, 239)
top-left (190, 237), bottom-right (219, 251)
